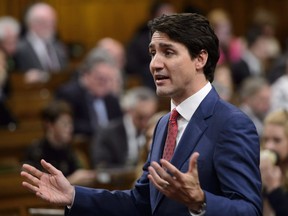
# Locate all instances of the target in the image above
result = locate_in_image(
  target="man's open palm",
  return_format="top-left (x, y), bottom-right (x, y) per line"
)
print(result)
top-left (21, 159), bottom-right (74, 206)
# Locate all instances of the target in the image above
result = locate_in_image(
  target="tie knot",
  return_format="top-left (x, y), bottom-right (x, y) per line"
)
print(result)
top-left (170, 108), bottom-right (179, 122)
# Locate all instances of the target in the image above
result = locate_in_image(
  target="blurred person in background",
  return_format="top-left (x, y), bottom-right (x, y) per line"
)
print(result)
top-left (260, 109), bottom-right (288, 216)
top-left (0, 16), bottom-right (20, 71)
top-left (239, 76), bottom-right (271, 136)
top-left (252, 8), bottom-right (281, 62)
top-left (212, 63), bottom-right (234, 103)
top-left (55, 48), bottom-right (122, 137)
top-left (231, 25), bottom-right (272, 91)
top-left (23, 100), bottom-right (96, 186)
top-left (0, 17), bottom-right (20, 127)
top-left (97, 37), bottom-right (126, 74)
top-left (0, 47), bottom-right (16, 127)
top-left (144, 110), bottom-right (168, 155)
top-left (270, 56), bottom-right (288, 111)
top-left (14, 2), bottom-right (68, 83)
top-left (90, 86), bottom-right (158, 168)
top-left (125, 0), bottom-right (176, 90)
top-left (89, 38), bottom-right (126, 97)
top-left (207, 8), bottom-right (245, 65)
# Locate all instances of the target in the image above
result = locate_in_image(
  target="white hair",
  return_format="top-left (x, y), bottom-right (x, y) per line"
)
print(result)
top-left (25, 2), bottom-right (55, 26)
top-left (0, 16), bottom-right (20, 40)
top-left (120, 87), bottom-right (157, 111)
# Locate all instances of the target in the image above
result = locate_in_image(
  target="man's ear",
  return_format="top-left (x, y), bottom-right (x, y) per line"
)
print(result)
top-left (195, 49), bottom-right (208, 70)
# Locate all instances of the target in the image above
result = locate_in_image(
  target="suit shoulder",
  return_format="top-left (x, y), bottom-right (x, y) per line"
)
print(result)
top-left (214, 99), bottom-right (253, 124)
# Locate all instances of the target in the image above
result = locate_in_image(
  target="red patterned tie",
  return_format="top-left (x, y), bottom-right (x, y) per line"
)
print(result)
top-left (162, 108), bottom-right (179, 161)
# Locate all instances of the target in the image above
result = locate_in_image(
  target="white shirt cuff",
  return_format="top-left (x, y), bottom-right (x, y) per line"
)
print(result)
top-left (67, 187), bottom-right (76, 209)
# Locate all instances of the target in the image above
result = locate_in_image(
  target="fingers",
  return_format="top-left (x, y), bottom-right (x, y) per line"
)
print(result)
top-left (188, 152), bottom-right (200, 174)
top-left (22, 181), bottom-right (39, 193)
top-left (22, 163), bottom-right (43, 179)
top-left (160, 159), bottom-right (181, 180)
top-left (148, 152), bottom-right (201, 186)
top-left (41, 159), bottom-right (60, 175)
top-left (21, 169), bottom-right (41, 185)
top-left (148, 162), bottom-right (171, 189)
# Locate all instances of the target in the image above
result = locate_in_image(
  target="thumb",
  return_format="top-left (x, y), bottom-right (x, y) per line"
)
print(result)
top-left (188, 152), bottom-right (200, 174)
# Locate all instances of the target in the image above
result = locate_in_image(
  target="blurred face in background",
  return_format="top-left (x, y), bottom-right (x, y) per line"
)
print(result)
top-left (47, 114), bottom-right (73, 147)
top-left (131, 100), bottom-right (157, 133)
top-left (262, 123), bottom-right (288, 162)
top-left (83, 62), bottom-right (119, 98)
top-left (27, 4), bottom-right (57, 41)
top-left (0, 30), bottom-right (19, 55)
top-left (247, 85), bottom-right (271, 120)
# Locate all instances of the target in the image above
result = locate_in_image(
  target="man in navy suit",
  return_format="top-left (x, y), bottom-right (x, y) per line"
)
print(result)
top-left (21, 13), bottom-right (262, 216)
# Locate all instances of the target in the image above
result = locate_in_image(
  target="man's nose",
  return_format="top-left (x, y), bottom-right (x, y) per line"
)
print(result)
top-left (150, 54), bottom-right (164, 70)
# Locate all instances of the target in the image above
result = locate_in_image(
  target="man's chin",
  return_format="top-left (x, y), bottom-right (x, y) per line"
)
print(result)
top-left (156, 88), bottom-right (171, 98)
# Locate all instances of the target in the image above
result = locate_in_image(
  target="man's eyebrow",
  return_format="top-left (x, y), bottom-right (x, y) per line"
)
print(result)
top-left (149, 42), bottom-right (174, 49)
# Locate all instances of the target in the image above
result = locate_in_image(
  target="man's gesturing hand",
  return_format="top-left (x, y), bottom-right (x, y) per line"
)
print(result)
top-left (148, 152), bottom-right (205, 212)
top-left (21, 159), bottom-right (75, 206)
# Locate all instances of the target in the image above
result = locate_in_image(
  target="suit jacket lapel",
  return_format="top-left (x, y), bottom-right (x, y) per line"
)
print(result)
top-left (170, 111), bottom-right (208, 169)
top-left (149, 114), bottom-right (169, 212)
top-left (172, 88), bottom-right (218, 169)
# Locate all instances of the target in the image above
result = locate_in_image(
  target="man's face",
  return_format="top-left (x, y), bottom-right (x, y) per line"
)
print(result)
top-left (149, 31), bottom-right (205, 105)
top-left (131, 100), bottom-right (157, 132)
top-left (49, 114), bottom-right (73, 146)
top-left (30, 6), bottom-right (56, 40)
top-left (248, 85), bottom-right (271, 119)
top-left (84, 63), bottom-right (118, 97)
top-left (1, 31), bottom-right (19, 55)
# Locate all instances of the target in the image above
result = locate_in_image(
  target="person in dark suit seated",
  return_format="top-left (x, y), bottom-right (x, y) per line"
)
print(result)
top-left (91, 86), bottom-right (158, 168)
top-left (23, 100), bottom-right (96, 186)
top-left (231, 25), bottom-right (270, 91)
top-left (0, 16), bottom-right (20, 72)
top-left (21, 13), bottom-right (262, 216)
top-left (55, 49), bottom-right (122, 137)
top-left (14, 2), bottom-right (68, 83)
top-left (0, 47), bottom-right (16, 127)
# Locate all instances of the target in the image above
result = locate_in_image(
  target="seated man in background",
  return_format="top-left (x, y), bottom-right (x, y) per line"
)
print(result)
top-left (0, 47), bottom-right (16, 127)
top-left (90, 86), bottom-right (158, 168)
top-left (14, 2), bottom-right (68, 83)
top-left (0, 16), bottom-right (20, 71)
top-left (55, 48), bottom-right (122, 137)
top-left (238, 76), bottom-right (271, 136)
top-left (23, 100), bottom-right (96, 186)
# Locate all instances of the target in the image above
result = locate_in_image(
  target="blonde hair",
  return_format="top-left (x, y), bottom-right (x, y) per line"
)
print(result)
top-left (207, 8), bottom-right (231, 27)
top-left (264, 109), bottom-right (288, 138)
top-left (264, 109), bottom-right (288, 190)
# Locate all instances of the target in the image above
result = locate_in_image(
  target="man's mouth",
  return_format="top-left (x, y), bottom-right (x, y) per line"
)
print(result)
top-left (155, 74), bottom-right (169, 81)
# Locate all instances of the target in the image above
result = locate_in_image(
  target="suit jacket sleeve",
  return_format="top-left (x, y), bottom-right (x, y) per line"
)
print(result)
top-left (202, 111), bottom-right (262, 216)
top-left (65, 158), bottom-right (152, 216)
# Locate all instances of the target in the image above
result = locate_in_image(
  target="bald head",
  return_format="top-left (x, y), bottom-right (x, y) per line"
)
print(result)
top-left (97, 37), bottom-right (126, 69)
top-left (25, 3), bottom-right (57, 40)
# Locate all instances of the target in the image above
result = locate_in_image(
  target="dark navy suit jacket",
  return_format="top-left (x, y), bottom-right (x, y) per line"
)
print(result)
top-left (66, 88), bottom-right (262, 216)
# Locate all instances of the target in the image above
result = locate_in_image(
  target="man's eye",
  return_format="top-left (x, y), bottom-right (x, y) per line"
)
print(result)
top-left (164, 51), bottom-right (173, 57)
top-left (149, 51), bottom-right (156, 58)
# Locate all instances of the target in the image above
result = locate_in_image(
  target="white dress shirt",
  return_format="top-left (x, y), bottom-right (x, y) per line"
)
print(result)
top-left (123, 114), bottom-right (145, 165)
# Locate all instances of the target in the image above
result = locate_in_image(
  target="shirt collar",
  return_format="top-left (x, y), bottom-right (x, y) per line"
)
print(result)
top-left (171, 82), bottom-right (212, 121)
